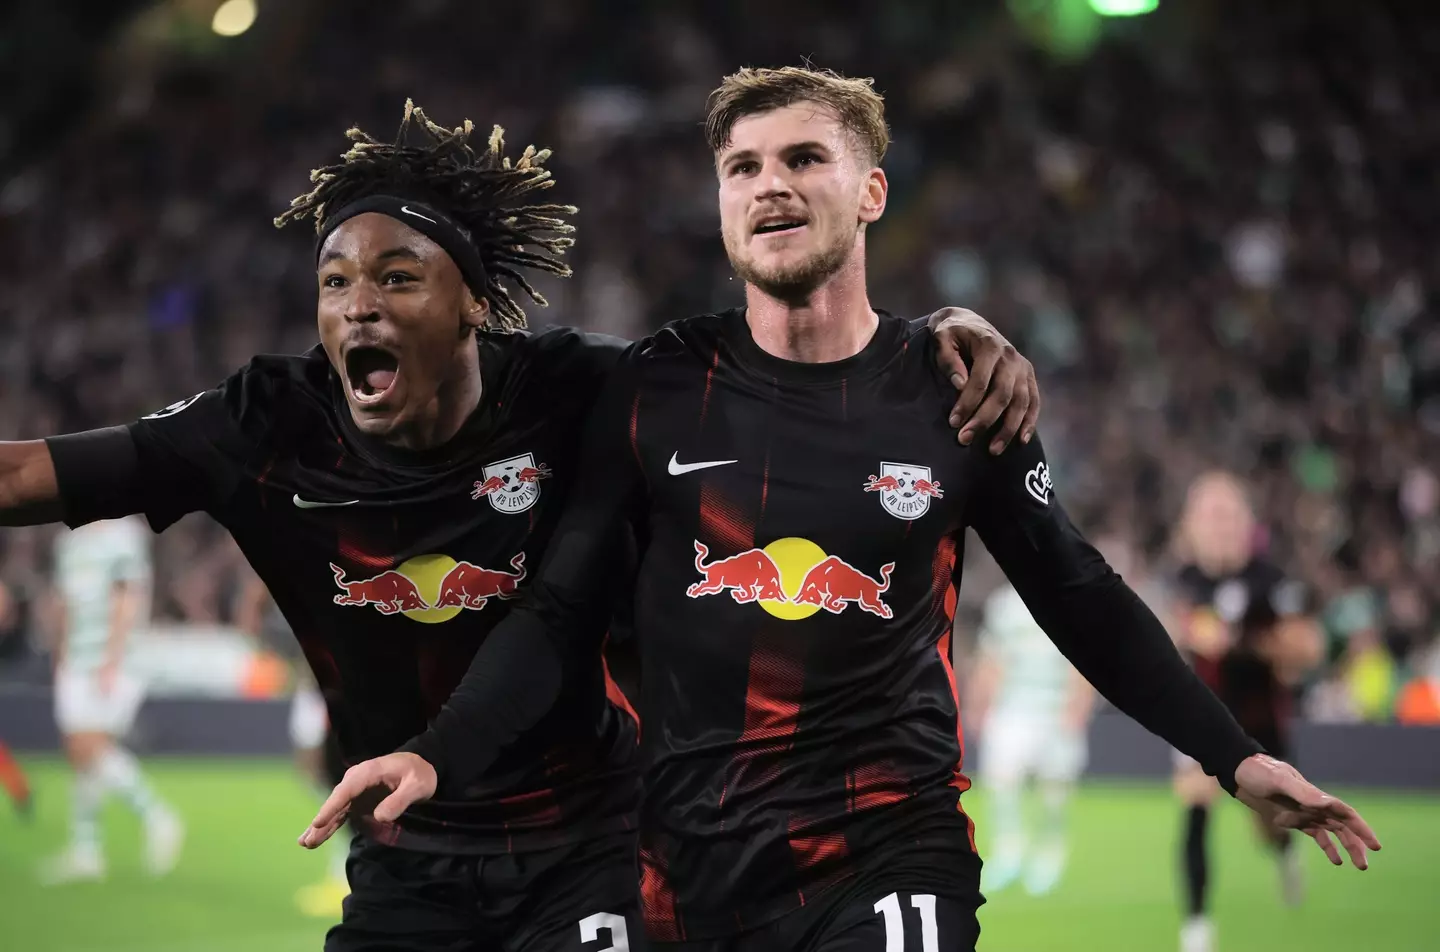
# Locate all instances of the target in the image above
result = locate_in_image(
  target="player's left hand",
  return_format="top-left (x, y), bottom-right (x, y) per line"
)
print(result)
top-left (298, 752), bottom-right (437, 849)
top-left (1232, 753), bottom-right (1382, 869)
top-left (926, 307), bottom-right (1040, 453)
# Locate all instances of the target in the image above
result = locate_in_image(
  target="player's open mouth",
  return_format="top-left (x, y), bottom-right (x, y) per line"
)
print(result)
top-left (345, 346), bottom-right (400, 404)
top-left (753, 219), bottom-right (808, 237)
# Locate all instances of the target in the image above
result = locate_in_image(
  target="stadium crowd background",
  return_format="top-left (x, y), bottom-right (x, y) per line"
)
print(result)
top-left (1, 0), bottom-right (1437, 725)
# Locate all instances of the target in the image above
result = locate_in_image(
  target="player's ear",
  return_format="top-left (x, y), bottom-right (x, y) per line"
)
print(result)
top-left (858, 167), bottom-right (887, 225)
top-left (460, 289), bottom-right (490, 337)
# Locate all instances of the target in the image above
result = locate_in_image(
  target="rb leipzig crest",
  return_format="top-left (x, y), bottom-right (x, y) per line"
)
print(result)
top-left (472, 452), bottom-right (551, 514)
top-left (863, 462), bottom-right (944, 521)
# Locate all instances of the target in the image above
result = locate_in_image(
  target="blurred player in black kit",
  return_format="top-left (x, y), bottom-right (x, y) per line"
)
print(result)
top-left (1170, 471), bottom-right (1325, 952)
top-left (315, 69), bottom-right (1379, 952)
top-left (0, 98), bottom-right (1042, 950)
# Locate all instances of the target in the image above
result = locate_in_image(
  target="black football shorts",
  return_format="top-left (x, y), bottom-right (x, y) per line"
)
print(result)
top-left (650, 848), bottom-right (983, 952)
top-left (326, 828), bottom-right (640, 952)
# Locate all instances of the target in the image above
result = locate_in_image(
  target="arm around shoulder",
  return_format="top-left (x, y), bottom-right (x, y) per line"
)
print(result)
top-left (965, 435), bottom-right (1261, 793)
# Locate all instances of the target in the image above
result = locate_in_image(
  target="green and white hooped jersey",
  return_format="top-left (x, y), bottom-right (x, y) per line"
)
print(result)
top-left (54, 517), bottom-right (152, 672)
top-left (980, 583), bottom-right (1075, 721)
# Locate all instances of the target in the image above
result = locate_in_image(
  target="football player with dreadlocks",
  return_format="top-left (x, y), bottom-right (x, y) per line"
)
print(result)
top-left (0, 101), bottom-right (1038, 950)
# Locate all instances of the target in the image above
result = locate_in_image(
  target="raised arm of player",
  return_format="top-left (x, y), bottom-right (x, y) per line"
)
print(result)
top-left (965, 436), bottom-right (1380, 869)
top-left (0, 442), bottom-right (65, 526)
top-left (1, 419), bottom-right (217, 530)
top-left (301, 341), bottom-right (650, 848)
top-left (2, 367), bottom-right (262, 534)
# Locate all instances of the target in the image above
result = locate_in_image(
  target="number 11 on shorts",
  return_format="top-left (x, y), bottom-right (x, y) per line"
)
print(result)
top-left (874, 893), bottom-right (939, 952)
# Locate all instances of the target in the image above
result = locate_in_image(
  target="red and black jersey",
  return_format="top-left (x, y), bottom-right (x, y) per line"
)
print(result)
top-left (413, 309), bottom-right (1263, 941)
top-left (1175, 558), bottom-right (1307, 652)
top-left (618, 311), bottom-right (992, 936)
top-left (46, 327), bottom-right (640, 855)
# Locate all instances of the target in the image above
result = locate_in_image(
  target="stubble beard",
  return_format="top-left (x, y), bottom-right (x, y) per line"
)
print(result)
top-left (727, 227), bottom-right (854, 302)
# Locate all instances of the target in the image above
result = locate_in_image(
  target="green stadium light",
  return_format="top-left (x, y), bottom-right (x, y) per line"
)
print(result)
top-left (1088, 0), bottom-right (1158, 15)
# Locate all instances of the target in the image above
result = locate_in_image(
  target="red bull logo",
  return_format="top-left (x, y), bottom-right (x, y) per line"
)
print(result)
top-left (433, 553), bottom-right (527, 609)
top-left (792, 554), bottom-right (895, 619)
top-left (331, 565), bottom-right (429, 615)
top-left (686, 542), bottom-right (788, 603)
top-left (685, 537), bottom-right (895, 621)
top-left (331, 552), bottom-right (527, 623)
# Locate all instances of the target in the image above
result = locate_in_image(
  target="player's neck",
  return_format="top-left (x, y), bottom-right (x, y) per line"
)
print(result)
top-left (744, 251), bottom-right (876, 365)
top-left (377, 347), bottom-right (484, 452)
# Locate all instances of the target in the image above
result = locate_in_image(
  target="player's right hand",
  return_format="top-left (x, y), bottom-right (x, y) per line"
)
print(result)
top-left (299, 751), bottom-right (437, 848)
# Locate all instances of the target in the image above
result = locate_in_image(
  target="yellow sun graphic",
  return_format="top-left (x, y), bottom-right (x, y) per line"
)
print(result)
top-left (758, 537), bottom-right (827, 620)
top-left (394, 554), bottom-right (463, 624)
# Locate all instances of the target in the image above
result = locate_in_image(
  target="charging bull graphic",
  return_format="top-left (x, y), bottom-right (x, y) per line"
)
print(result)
top-left (685, 537), bottom-right (894, 621)
top-left (432, 553), bottom-right (527, 610)
top-left (331, 551), bottom-right (528, 622)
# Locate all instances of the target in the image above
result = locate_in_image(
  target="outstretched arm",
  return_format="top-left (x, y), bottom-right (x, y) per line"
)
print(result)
top-left (0, 442), bottom-right (64, 526)
top-left (967, 435), bottom-right (1379, 868)
top-left (4, 374), bottom-right (255, 532)
top-left (966, 436), bottom-right (1261, 788)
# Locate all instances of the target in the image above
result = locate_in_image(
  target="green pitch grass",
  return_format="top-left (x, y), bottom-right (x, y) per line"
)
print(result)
top-left (0, 758), bottom-right (1434, 951)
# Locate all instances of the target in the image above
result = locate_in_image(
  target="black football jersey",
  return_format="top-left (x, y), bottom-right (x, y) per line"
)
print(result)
top-left (1175, 558), bottom-right (1305, 745)
top-left (1175, 558), bottom-right (1305, 646)
top-left (511, 311), bottom-right (1110, 937)
top-left (47, 328), bottom-right (640, 854)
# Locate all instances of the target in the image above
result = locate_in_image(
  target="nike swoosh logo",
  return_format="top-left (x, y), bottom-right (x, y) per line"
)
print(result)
top-left (293, 495), bottom-right (360, 510)
top-left (667, 453), bottom-right (738, 476)
top-left (400, 205), bottom-right (437, 224)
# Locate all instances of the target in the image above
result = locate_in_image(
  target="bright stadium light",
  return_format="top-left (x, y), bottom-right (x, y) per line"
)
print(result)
top-left (212, 0), bottom-right (258, 37)
top-left (1088, 0), bottom-right (1158, 14)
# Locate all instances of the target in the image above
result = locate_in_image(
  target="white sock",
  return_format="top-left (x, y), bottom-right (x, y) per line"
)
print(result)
top-left (71, 768), bottom-right (104, 856)
top-left (1038, 780), bottom-right (1071, 847)
top-left (95, 746), bottom-right (161, 821)
top-left (988, 779), bottom-right (1026, 861)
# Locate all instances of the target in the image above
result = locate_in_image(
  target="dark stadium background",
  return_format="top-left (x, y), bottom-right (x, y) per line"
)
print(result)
top-left (1, 2), bottom-right (1436, 950)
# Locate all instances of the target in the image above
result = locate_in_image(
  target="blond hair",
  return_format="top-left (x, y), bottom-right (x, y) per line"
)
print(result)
top-left (704, 65), bottom-right (890, 167)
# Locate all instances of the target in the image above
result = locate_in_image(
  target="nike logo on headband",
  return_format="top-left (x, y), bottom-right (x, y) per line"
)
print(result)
top-left (401, 205), bottom-right (437, 224)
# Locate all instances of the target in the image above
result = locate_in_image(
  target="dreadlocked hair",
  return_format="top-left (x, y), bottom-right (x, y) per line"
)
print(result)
top-left (275, 99), bottom-right (575, 330)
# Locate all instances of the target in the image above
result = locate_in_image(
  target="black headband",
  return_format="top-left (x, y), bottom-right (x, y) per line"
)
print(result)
top-left (315, 195), bottom-right (488, 299)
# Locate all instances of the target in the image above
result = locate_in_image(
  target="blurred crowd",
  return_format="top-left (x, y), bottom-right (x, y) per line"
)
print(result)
top-left (1, 0), bottom-right (1436, 722)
